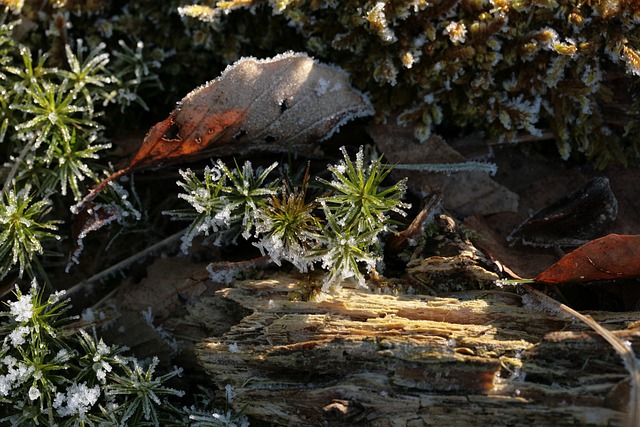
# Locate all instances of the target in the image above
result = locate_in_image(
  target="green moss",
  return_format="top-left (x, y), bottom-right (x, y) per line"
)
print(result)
top-left (189, 0), bottom-right (640, 168)
top-left (4, 1), bottom-right (637, 167)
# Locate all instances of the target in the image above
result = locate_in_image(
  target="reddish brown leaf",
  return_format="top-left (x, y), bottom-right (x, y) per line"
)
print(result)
top-left (535, 234), bottom-right (640, 284)
top-left (73, 52), bottom-right (373, 214)
top-left (128, 109), bottom-right (246, 170)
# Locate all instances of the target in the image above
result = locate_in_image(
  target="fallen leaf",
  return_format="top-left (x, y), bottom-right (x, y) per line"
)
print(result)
top-left (508, 177), bottom-right (618, 248)
top-left (535, 234), bottom-right (640, 284)
top-left (369, 124), bottom-right (518, 216)
top-left (74, 52), bottom-right (373, 213)
top-left (463, 215), bottom-right (558, 280)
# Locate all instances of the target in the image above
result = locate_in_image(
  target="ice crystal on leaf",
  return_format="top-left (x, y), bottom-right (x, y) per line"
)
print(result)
top-left (7, 289), bottom-right (34, 323)
top-left (53, 382), bottom-right (101, 418)
top-left (8, 325), bottom-right (30, 347)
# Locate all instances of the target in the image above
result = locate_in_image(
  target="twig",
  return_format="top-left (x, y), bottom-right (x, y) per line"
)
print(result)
top-left (65, 229), bottom-right (184, 299)
top-left (485, 130), bottom-right (555, 146)
top-left (390, 161), bottom-right (497, 175)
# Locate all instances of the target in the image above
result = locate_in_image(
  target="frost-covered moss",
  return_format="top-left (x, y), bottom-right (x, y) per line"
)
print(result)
top-left (182, 0), bottom-right (640, 168)
top-left (4, 0), bottom-right (639, 169)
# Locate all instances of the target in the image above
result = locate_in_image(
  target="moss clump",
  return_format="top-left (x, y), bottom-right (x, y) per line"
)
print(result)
top-left (3, 1), bottom-right (639, 168)
top-left (181, 0), bottom-right (640, 168)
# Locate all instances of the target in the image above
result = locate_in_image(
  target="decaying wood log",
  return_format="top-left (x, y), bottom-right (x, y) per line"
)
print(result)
top-left (194, 273), bottom-right (639, 426)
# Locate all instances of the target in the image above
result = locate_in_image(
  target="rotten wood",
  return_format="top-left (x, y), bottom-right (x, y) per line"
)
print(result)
top-left (194, 273), bottom-right (638, 426)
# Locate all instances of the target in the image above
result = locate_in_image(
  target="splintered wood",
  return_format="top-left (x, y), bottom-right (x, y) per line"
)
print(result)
top-left (195, 274), bottom-right (637, 426)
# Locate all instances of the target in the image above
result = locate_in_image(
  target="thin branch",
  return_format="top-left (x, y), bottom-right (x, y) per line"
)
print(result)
top-left (64, 229), bottom-right (184, 299)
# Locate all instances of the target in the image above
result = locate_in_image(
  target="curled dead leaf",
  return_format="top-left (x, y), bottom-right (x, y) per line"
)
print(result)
top-left (509, 177), bottom-right (618, 248)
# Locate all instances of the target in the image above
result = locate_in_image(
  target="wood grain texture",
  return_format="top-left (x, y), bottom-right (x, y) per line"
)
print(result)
top-left (195, 273), bottom-right (638, 426)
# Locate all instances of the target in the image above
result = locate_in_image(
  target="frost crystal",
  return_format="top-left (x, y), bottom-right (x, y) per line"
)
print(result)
top-left (9, 291), bottom-right (34, 323)
top-left (54, 349), bottom-right (72, 364)
top-left (225, 384), bottom-right (236, 403)
top-left (8, 325), bottom-right (30, 347)
top-left (0, 357), bottom-right (35, 397)
top-left (178, 5), bottom-right (220, 23)
top-left (28, 385), bottom-right (41, 401)
top-left (443, 22), bottom-right (467, 44)
top-left (366, 2), bottom-right (397, 44)
top-left (91, 339), bottom-right (114, 383)
top-left (315, 77), bottom-right (331, 96)
top-left (207, 263), bottom-right (241, 284)
top-left (53, 382), bottom-right (101, 418)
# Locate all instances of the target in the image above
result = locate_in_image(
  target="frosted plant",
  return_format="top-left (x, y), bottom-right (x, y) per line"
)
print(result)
top-left (57, 40), bottom-right (114, 115)
top-left (166, 161), bottom-right (279, 252)
top-left (49, 130), bottom-right (111, 200)
top-left (110, 39), bottom-right (164, 110)
top-left (0, 281), bottom-right (197, 426)
top-left (0, 186), bottom-right (60, 280)
top-left (188, 384), bottom-right (250, 427)
top-left (215, 160), bottom-right (279, 239)
top-left (253, 167), bottom-right (320, 272)
top-left (104, 356), bottom-right (185, 426)
top-left (309, 146), bottom-right (410, 290)
top-left (169, 147), bottom-right (410, 291)
top-left (76, 328), bottom-right (119, 384)
top-left (167, 165), bottom-right (235, 252)
top-left (10, 77), bottom-right (98, 150)
top-left (311, 203), bottom-right (381, 292)
top-left (318, 146), bottom-right (410, 236)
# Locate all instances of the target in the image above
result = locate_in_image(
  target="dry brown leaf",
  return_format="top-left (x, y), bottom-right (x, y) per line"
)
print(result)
top-left (368, 124), bottom-right (518, 216)
top-left (508, 177), bottom-right (618, 247)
